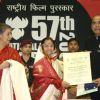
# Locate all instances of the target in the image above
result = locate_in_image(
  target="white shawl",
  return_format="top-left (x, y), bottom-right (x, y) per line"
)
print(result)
top-left (0, 60), bottom-right (31, 100)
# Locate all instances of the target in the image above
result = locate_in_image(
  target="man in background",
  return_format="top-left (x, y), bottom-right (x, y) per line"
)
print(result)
top-left (20, 39), bottom-right (34, 88)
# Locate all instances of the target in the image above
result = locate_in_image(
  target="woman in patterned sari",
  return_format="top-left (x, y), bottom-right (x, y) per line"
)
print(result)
top-left (31, 37), bottom-right (70, 100)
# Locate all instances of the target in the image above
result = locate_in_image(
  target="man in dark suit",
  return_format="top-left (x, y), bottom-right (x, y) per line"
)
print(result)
top-left (85, 15), bottom-right (100, 100)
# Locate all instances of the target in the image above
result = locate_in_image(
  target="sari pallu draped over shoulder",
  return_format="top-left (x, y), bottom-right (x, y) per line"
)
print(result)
top-left (0, 46), bottom-right (23, 84)
top-left (31, 57), bottom-right (64, 100)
